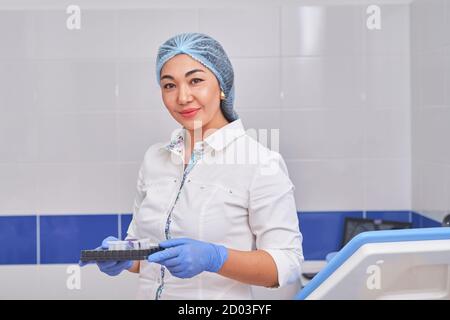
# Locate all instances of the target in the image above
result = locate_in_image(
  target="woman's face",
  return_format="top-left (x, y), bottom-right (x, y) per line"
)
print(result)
top-left (160, 54), bottom-right (225, 131)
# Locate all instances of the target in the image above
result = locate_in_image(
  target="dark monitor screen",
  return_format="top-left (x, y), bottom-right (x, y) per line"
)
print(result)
top-left (341, 217), bottom-right (412, 249)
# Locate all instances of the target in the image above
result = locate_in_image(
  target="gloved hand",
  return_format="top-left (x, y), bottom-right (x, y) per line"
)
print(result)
top-left (148, 238), bottom-right (228, 279)
top-left (79, 236), bottom-right (133, 276)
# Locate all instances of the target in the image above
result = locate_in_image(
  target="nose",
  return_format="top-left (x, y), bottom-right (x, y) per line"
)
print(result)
top-left (177, 83), bottom-right (193, 105)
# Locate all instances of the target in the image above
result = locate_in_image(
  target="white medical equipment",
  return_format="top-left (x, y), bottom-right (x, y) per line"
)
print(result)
top-left (295, 227), bottom-right (450, 300)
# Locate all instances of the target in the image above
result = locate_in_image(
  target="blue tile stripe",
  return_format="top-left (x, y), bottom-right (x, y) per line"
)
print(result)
top-left (40, 215), bottom-right (119, 264)
top-left (0, 216), bottom-right (37, 264)
top-left (0, 211), bottom-right (442, 265)
top-left (299, 211), bottom-right (364, 260)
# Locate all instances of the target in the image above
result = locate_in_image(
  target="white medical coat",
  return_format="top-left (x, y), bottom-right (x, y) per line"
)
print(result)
top-left (126, 119), bottom-right (303, 299)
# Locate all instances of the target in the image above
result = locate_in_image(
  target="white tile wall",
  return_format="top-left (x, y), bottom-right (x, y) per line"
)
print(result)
top-left (280, 108), bottom-right (364, 159)
top-left (363, 107), bottom-right (410, 158)
top-left (361, 4), bottom-right (410, 56)
top-left (281, 56), bottom-right (364, 108)
top-left (0, 10), bottom-right (34, 59)
top-left (287, 159), bottom-right (364, 211)
top-left (0, 112), bottom-right (38, 162)
top-left (0, 62), bottom-right (36, 112)
top-left (117, 110), bottom-right (179, 162)
top-left (419, 162), bottom-right (448, 212)
top-left (410, 0), bottom-right (423, 54)
top-left (363, 159), bottom-right (411, 210)
top-left (37, 112), bottom-right (117, 163)
top-left (117, 9), bottom-right (199, 59)
top-left (238, 109), bottom-right (282, 151)
top-left (232, 57), bottom-right (281, 109)
top-left (413, 0), bottom-right (446, 54)
top-left (238, 109), bottom-right (281, 132)
top-left (446, 2), bottom-right (450, 47)
top-left (118, 162), bottom-right (142, 213)
top-left (0, 264), bottom-right (139, 299)
top-left (0, 2), bottom-right (413, 215)
top-left (35, 163), bottom-right (121, 214)
top-left (411, 0), bottom-right (450, 222)
top-left (76, 164), bottom-right (122, 213)
top-left (447, 46), bottom-right (450, 107)
top-left (199, 7), bottom-right (280, 57)
top-left (419, 53), bottom-right (446, 107)
top-left (364, 56), bottom-right (410, 109)
top-left (411, 160), bottom-right (422, 211)
top-left (416, 107), bottom-right (450, 163)
top-left (447, 165), bottom-right (450, 214)
top-left (0, 164), bottom-right (37, 214)
top-left (35, 61), bottom-right (117, 112)
top-left (116, 60), bottom-right (161, 110)
top-left (447, 46), bottom-right (450, 108)
top-left (281, 5), bottom-right (362, 56)
top-left (286, 159), bottom-right (364, 211)
top-left (32, 10), bottom-right (117, 59)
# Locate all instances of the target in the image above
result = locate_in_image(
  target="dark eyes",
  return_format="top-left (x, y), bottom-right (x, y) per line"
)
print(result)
top-left (163, 83), bottom-right (175, 89)
top-left (191, 78), bottom-right (203, 84)
top-left (163, 78), bottom-right (203, 89)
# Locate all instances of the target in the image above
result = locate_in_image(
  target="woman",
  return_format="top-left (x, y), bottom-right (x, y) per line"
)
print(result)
top-left (86, 33), bottom-right (303, 300)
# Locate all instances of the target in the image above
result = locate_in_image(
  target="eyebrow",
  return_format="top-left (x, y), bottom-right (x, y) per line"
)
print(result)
top-left (160, 69), bottom-right (205, 81)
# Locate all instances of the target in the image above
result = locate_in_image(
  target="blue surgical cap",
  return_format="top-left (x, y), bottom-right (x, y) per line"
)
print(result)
top-left (156, 32), bottom-right (238, 122)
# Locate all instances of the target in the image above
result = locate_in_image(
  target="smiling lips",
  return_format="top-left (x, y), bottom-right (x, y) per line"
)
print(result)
top-left (179, 108), bottom-right (200, 118)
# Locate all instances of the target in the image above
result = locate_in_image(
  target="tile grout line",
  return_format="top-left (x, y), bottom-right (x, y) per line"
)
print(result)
top-left (118, 214), bottom-right (122, 240)
top-left (36, 214), bottom-right (40, 264)
top-left (115, 9), bottom-right (122, 244)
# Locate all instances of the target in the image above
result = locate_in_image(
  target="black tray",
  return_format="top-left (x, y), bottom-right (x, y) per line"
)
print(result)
top-left (80, 247), bottom-right (162, 262)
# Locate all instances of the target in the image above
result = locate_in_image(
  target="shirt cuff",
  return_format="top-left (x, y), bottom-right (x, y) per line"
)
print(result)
top-left (262, 248), bottom-right (304, 288)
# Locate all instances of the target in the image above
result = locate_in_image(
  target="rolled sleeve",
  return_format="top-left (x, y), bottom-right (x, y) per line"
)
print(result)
top-left (248, 151), bottom-right (304, 288)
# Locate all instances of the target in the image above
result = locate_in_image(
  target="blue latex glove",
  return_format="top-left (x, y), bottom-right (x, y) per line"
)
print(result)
top-left (148, 238), bottom-right (228, 279)
top-left (79, 236), bottom-right (133, 276)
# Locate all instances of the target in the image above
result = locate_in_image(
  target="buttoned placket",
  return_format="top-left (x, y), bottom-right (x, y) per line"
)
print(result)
top-left (152, 121), bottom-right (245, 299)
top-left (155, 140), bottom-right (206, 300)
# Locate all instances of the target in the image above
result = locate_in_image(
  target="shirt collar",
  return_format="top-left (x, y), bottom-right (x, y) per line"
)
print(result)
top-left (161, 127), bottom-right (185, 156)
top-left (204, 119), bottom-right (246, 152)
top-left (160, 119), bottom-right (246, 154)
